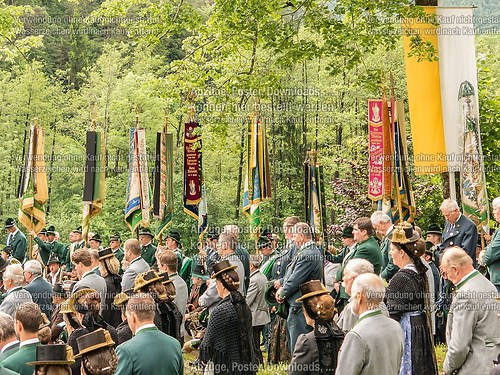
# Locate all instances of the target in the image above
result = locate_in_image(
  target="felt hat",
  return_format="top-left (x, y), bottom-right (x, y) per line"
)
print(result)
top-left (388, 222), bottom-right (420, 244)
top-left (48, 253), bottom-right (61, 265)
top-left (53, 283), bottom-right (67, 298)
top-left (46, 225), bottom-right (56, 235)
top-left (138, 227), bottom-right (154, 238)
top-left (1, 246), bottom-right (12, 256)
top-left (98, 247), bottom-right (114, 260)
top-left (257, 236), bottom-right (271, 250)
top-left (4, 218), bottom-right (15, 229)
top-left (426, 224), bottom-right (442, 236)
top-left (113, 289), bottom-right (134, 307)
top-left (264, 283), bottom-right (289, 319)
top-left (210, 259), bottom-right (237, 279)
top-left (109, 233), bottom-right (121, 242)
top-left (73, 226), bottom-right (82, 234)
top-left (27, 344), bottom-right (75, 366)
top-left (425, 241), bottom-right (434, 251)
top-left (134, 270), bottom-right (161, 292)
top-left (295, 280), bottom-right (329, 303)
top-left (89, 234), bottom-right (102, 243)
top-left (165, 231), bottom-right (181, 244)
top-left (39, 228), bottom-right (47, 236)
top-left (74, 328), bottom-right (115, 358)
top-left (341, 226), bottom-right (354, 239)
top-left (192, 264), bottom-right (209, 280)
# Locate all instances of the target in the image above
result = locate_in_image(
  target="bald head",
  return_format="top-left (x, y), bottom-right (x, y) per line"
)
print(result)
top-left (352, 273), bottom-right (385, 308)
top-left (440, 246), bottom-right (474, 284)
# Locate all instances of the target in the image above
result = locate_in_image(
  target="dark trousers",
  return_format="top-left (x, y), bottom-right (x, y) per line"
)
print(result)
top-left (253, 325), bottom-right (265, 364)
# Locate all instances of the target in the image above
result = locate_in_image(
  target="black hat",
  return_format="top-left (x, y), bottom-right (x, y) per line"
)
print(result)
top-left (192, 264), bottom-right (209, 280)
top-left (157, 271), bottom-right (174, 286)
top-left (265, 283), bottom-right (289, 319)
top-left (27, 344), bottom-right (75, 366)
top-left (73, 226), bottom-right (82, 234)
top-left (296, 280), bottom-right (329, 302)
top-left (210, 259), bottom-right (237, 279)
top-left (341, 226), bottom-right (354, 238)
top-left (206, 228), bottom-right (219, 240)
top-left (109, 232), bottom-right (121, 242)
top-left (74, 329), bottom-right (115, 358)
top-left (4, 218), bottom-right (15, 229)
top-left (53, 283), bottom-right (67, 297)
top-left (166, 231), bottom-right (181, 244)
top-left (425, 241), bottom-right (434, 251)
top-left (138, 227), bottom-right (154, 238)
top-left (48, 254), bottom-right (61, 265)
top-left (46, 225), bottom-right (56, 235)
top-left (257, 236), bottom-right (271, 250)
top-left (388, 222), bottom-right (420, 244)
top-left (426, 224), bottom-right (442, 236)
top-left (134, 270), bottom-right (161, 292)
top-left (2, 246), bottom-right (12, 256)
top-left (89, 234), bottom-right (102, 243)
top-left (39, 228), bottom-right (47, 236)
top-left (98, 248), bottom-right (114, 260)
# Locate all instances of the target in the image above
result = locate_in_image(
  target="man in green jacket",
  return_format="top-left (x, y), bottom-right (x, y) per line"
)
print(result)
top-left (138, 228), bottom-right (157, 266)
top-left (0, 313), bottom-right (19, 363)
top-left (115, 294), bottom-right (183, 375)
top-left (30, 226), bottom-right (68, 269)
top-left (4, 219), bottom-right (26, 264)
top-left (0, 302), bottom-right (41, 375)
top-left (481, 196), bottom-right (500, 292)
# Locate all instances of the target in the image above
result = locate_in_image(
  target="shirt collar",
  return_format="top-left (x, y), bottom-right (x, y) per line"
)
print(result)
top-left (135, 323), bottom-right (157, 335)
top-left (385, 225), bottom-right (394, 236)
top-left (81, 270), bottom-right (94, 279)
top-left (455, 269), bottom-right (478, 289)
top-left (19, 338), bottom-right (39, 348)
top-left (130, 256), bottom-right (142, 264)
top-left (142, 242), bottom-right (151, 247)
top-left (1, 340), bottom-right (19, 353)
top-left (11, 229), bottom-right (18, 237)
top-left (30, 276), bottom-right (42, 283)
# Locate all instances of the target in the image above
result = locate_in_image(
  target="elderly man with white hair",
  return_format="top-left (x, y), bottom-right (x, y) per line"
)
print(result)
top-left (370, 211), bottom-right (399, 281)
top-left (441, 246), bottom-right (500, 375)
top-left (24, 259), bottom-right (53, 322)
top-left (336, 273), bottom-right (403, 375)
top-left (438, 198), bottom-right (478, 266)
top-left (0, 264), bottom-right (32, 317)
top-left (480, 196), bottom-right (500, 292)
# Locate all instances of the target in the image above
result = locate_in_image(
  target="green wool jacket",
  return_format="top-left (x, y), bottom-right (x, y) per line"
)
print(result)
top-left (115, 326), bottom-right (183, 375)
top-left (483, 228), bottom-right (500, 285)
top-left (9, 231), bottom-right (27, 264)
top-left (0, 341), bottom-right (40, 375)
top-left (34, 238), bottom-right (68, 267)
top-left (0, 344), bottom-right (18, 363)
top-left (141, 243), bottom-right (156, 266)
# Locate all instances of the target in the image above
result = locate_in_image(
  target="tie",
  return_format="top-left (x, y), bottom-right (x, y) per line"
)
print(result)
top-left (449, 223), bottom-right (455, 233)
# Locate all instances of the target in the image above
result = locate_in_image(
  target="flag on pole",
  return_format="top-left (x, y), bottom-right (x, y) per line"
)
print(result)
top-left (459, 81), bottom-right (489, 234)
top-left (305, 152), bottom-right (327, 243)
top-left (183, 121), bottom-right (208, 239)
top-left (82, 130), bottom-right (105, 243)
top-left (154, 125), bottom-right (174, 240)
top-left (125, 128), bottom-right (151, 233)
top-left (242, 113), bottom-right (271, 239)
top-left (18, 121), bottom-right (49, 233)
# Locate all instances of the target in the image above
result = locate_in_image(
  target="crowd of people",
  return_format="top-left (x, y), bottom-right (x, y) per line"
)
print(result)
top-left (0, 197), bottom-right (497, 374)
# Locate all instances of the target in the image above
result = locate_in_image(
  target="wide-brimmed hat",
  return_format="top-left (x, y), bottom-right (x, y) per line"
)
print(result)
top-left (74, 328), bottom-right (115, 358)
top-left (1, 246), bottom-right (12, 256)
top-left (113, 289), bottom-right (134, 307)
top-left (68, 288), bottom-right (97, 314)
top-left (53, 283), bottom-right (67, 298)
top-left (4, 218), bottom-right (16, 229)
top-left (210, 259), bottom-right (237, 279)
top-left (165, 231), bottom-right (181, 244)
top-left (89, 234), bottom-right (102, 243)
top-left (98, 247), bottom-right (114, 260)
top-left (138, 227), bottom-right (154, 238)
top-left (264, 283), bottom-right (289, 319)
top-left (295, 280), bottom-right (329, 303)
top-left (46, 225), bottom-right (56, 235)
top-left (109, 233), bottom-right (121, 242)
top-left (48, 253), bottom-right (61, 265)
top-left (341, 226), bottom-right (354, 239)
top-left (27, 344), bottom-right (75, 366)
top-left (134, 270), bottom-right (161, 292)
top-left (426, 224), bottom-right (442, 236)
top-left (192, 264), bottom-right (209, 280)
top-left (388, 222), bottom-right (420, 244)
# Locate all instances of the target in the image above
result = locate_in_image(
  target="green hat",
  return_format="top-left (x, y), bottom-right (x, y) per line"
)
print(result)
top-left (109, 232), bottom-right (121, 242)
top-left (73, 226), bottom-right (82, 234)
top-left (257, 236), bottom-right (271, 250)
top-left (192, 264), bottom-right (209, 280)
top-left (265, 283), bottom-right (289, 319)
top-left (426, 224), bottom-right (442, 236)
top-left (138, 227), bottom-right (154, 238)
top-left (39, 228), bottom-right (47, 236)
top-left (46, 225), bottom-right (56, 235)
top-left (341, 226), bottom-right (354, 238)
top-left (4, 218), bottom-right (15, 229)
top-left (166, 231), bottom-right (181, 244)
top-left (89, 234), bottom-right (102, 243)
top-left (48, 253), bottom-right (61, 265)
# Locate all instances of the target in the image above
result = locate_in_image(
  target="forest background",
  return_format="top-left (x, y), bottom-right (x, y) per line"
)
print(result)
top-left (0, 0), bottom-right (499, 254)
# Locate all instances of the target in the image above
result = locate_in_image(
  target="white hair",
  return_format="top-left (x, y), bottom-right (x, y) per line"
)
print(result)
top-left (223, 224), bottom-right (240, 239)
top-left (440, 198), bottom-right (459, 213)
top-left (370, 211), bottom-right (391, 225)
top-left (492, 197), bottom-right (500, 209)
top-left (344, 259), bottom-right (374, 277)
top-left (23, 260), bottom-right (43, 276)
top-left (442, 246), bottom-right (473, 268)
top-left (4, 264), bottom-right (25, 286)
top-left (351, 273), bottom-right (385, 307)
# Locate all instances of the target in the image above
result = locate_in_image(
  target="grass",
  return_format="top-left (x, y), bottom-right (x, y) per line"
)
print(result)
top-left (183, 346), bottom-right (449, 375)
